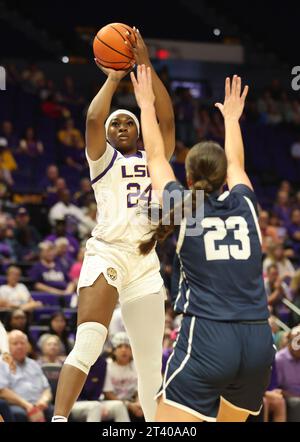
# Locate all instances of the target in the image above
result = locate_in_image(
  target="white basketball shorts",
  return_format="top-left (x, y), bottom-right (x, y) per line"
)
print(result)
top-left (77, 237), bottom-right (164, 305)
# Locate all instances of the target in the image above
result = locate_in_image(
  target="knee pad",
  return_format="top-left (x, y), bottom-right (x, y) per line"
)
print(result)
top-left (64, 322), bottom-right (107, 374)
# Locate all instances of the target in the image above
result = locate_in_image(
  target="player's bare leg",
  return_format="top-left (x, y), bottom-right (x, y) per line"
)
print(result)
top-left (155, 397), bottom-right (203, 422)
top-left (53, 274), bottom-right (118, 421)
top-left (217, 397), bottom-right (250, 422)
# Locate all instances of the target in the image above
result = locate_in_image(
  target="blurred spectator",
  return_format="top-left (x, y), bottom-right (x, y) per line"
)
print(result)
top-left (289, 270), bottom-right (300, 327)
top-left (170, 140), bottom-right (189, 187)
top-left (290, 137), bottom-right (300, 160)
top-left (57, 118), bottom-right (84, 149)
top-left (0, 330), bottom-right (52, 422)
top-left (39, 165), bottom-right (59, 193)
top-left (197, 107), bottom-right (211, 140)
top-left (104, 332), bottom-right (144, 422)
top-left (265, 102), bottom-right (283, 125)
top-left (4, 309), bottom-right (37, 359)
top-left (54, 238), bottom-right (74, 274)
top-left (61, 75), bottom-right (84, 107)
top-left (290, 100), bottom-right (300, 126)
top-left (259, 211), bottom-right (282, 255)
top-left (58, 119), bottom-right (85, 172)
top-left (38, 312), bottom-right (74, 355)
top-left (41, 94), bottom-right (70, 120)
top-left (75, 354), bottom-right (130, 422)
top-left (38, 335), bottom-right (65, 365)
top-left (79, 203), bottom-right (97, 240)
top-left (0, 138), bottom-right (17, 172)
top-left (39, 79), bottom-right (58, 101)
top-left (13, 207), bottom-right (41, 262)
top-left (69, 247), bottom-right (85, 286)
top-left (48, 189), bottom-right (84, 234)
top-left (73, 178), bottom-right (95, 208)
top-left (49, 189), bottom-right (84, 230)
top-left (268, 315), bottom-right (288, 350)
top-left (44, 177), bottom-right (68, 208)
top-left (263, 244), bottom-right (295, 279)
top-left (18, 127), bottom-right (44, 157)
top-left (39, 165), bottom-right (61, 206)
top-left (279, 180), bottom-right (294, 197)
top-left (21, 63), bottom-right (45, 93)
top-left (273, 191), bottom-right (292, 226)
top-left (275, 326), bottom-right (300, 421)
top-left (0, 219), bottom-right (16, 269)
top-left (0, 266), bottom-right (42, 312)
top-left (108, 305), bottom-right (126, 349)
top-left (157, 236), bottom-right (176, 291)
top-left (263, 359), bottom-right (287, 422)
top-left (46, 218), bottom-right (79, 259)
top-left (288, 209), bottom-right (300, 257)
top-left (0, 399), bottom-right (13, 422)
top-left (29, 241), bottom-right (75, 296)
top-left (0, 165), bottom-right (13, 188)
top-left (0, 121), bottom-right (18, 151)
top-left (263, 388), bottom-right (287, 422)
top-left (162, 328), bottom-right (177, 374)
top-left (174, 87), bottom-right (197, 146)
top-left (0, 170), bottom-right (13, 214)
top-left (264, 264), bottom-right (290, 319)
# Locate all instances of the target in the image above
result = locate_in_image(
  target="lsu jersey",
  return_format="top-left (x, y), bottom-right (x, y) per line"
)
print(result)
top-left (86, 143), bottom-right (155, 251)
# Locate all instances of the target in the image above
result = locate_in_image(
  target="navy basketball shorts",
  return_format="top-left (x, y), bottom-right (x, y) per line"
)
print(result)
top-left (156, 315), bottom-right (276, 421)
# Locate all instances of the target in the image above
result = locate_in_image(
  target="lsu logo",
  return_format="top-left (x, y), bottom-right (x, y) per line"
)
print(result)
top-left (107, 267), bottom-right (117, 281)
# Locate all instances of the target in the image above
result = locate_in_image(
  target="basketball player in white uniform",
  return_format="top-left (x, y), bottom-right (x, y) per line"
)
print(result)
top-left (52, 29), bottom-right (175, 422)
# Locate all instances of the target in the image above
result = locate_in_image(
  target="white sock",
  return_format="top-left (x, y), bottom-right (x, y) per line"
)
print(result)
top-left (52, 415), bottom-right (68, 422)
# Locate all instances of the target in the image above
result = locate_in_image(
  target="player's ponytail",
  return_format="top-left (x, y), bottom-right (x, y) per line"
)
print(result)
top-left (192, 179), bottom-right (214, 199)
top-left (139, 141), bottom-right (227, 255)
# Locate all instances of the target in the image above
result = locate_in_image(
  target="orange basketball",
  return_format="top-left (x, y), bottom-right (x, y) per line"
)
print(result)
top-left (93, 23), bottom-right (136, 70)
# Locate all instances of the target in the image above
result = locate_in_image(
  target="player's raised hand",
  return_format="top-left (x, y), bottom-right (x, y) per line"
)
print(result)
top-left (94, 58), bottom-right (134, 81)
top-left (126, 27), bottom-right (150, 65)
top-left (215, 75), bottom-right (249, 121)
top-left (131, 65), bottom-right (155, 109)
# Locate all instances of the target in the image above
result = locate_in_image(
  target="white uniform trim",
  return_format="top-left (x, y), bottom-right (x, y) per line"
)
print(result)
top-left (156, 391), bottom-right (216, 422)
top-left (174, 271), bottom-right (183, 311)
top-left (220, 396), bottom-right (262, 416)
top-left (163, 316), bottom-right (195, 390)
top-left (243, 196), bottom-right (262, 245)
top-left (176, 218), bottom-right (187, 254)
top-left (155, 317), bottom-right (216, 422)
top-left (183, 288), bottom-right (191, 314)
top-left (217, 191), bottom-right (230, 201)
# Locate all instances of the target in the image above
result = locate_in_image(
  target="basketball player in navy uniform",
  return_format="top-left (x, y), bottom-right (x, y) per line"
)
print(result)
top-left (131, 66), bottom-right (275, 422)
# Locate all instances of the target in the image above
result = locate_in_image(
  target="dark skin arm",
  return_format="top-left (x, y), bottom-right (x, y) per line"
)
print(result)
top-left (127, 27), bottom-right (175, 160)
top-left (86, 64), bottom-right (133, 161)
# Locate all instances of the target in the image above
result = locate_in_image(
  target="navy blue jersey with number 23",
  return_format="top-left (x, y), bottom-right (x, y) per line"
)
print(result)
top-left (166, 181), bottom-right (269, 321)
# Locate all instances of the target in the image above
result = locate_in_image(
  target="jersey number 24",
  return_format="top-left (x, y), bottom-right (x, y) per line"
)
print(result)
top-left (202, 216), bottom-right (251, 261)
